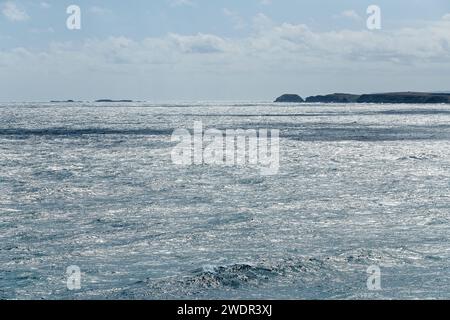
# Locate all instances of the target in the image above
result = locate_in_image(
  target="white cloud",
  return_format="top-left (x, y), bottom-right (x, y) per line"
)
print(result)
top-left (169, 33), bottom-right (233, 54)
top-left (40, 2), bottom-right (50, 9)
top-left (223, 8), bottom-right (246, 30)
top-left (29, 27), bottom-right (54, 34)
top-left (252, 13), bottom-right (274, 32)
top-left (1, 1), bottom-right (29, 21)
top-left (168, 0), bottom-right (196, 7)
top-left (2, 16), bottom-right (449, 74)
top-left (2, 14), bottom-right (450, 100)
top-left (339, 10), bottom-right (362, 21)
top-left (2, 15), bottom-right (450, 70)
top-left (89, 6), bottom-right (112, 15)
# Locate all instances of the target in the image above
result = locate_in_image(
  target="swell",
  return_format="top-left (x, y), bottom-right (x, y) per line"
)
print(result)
top-left (115, 247), bottom-right (434, 299)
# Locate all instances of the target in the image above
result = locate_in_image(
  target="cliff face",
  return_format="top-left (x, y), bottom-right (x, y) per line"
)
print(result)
top-left (274, 94), bottom-right (304, 103)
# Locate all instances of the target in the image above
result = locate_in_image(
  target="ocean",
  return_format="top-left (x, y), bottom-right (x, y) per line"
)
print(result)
top-left (0, 102), bottom-right (449, 299)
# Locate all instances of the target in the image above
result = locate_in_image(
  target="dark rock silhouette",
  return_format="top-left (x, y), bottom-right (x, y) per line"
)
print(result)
top-left (357, 92), bottom-right (450, 104)
top-left (306, 93), bottom-right (360, 103)
top-left (275, 92), bottom-right (450, 104)
top-left (274, 94), bottom-right (304, 103)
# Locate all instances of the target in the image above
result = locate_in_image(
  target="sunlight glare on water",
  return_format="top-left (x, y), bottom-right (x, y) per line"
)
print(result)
top-left (0, 102), bottom-right (449, 299)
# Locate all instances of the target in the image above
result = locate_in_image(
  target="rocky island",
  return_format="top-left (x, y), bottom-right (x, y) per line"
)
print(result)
top-left (275, 92), bottom-right (450, 104)
top-left (274, 94), bottom-right (304, 103)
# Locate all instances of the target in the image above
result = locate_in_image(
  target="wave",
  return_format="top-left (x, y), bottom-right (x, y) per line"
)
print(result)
top-left (115, 248), bottom-right (432, 299)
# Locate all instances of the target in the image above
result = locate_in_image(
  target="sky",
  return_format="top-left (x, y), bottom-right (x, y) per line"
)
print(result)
top-left (1, 0), bottom-right (450, 101)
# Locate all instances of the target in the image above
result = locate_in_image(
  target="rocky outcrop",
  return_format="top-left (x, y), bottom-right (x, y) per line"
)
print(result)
top-left (274, 94), bottom-right (304, 103)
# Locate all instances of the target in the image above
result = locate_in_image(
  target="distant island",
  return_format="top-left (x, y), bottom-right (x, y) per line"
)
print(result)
top-left (95, 99), bottom-right (134, 103)
top-left (50, 100), bottom-right (78, 103)
top-left (275, 92), bottom-right (450, 104)
top-left (49, 99), bottom-right (135, 103)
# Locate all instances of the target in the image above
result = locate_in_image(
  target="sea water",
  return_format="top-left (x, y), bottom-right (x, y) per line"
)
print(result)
top-left (0, 102), bottom-right (449, 299)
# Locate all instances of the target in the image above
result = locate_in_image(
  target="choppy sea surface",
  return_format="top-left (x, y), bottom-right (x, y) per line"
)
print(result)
top-left (0, 102), bottom-right (449, 300)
